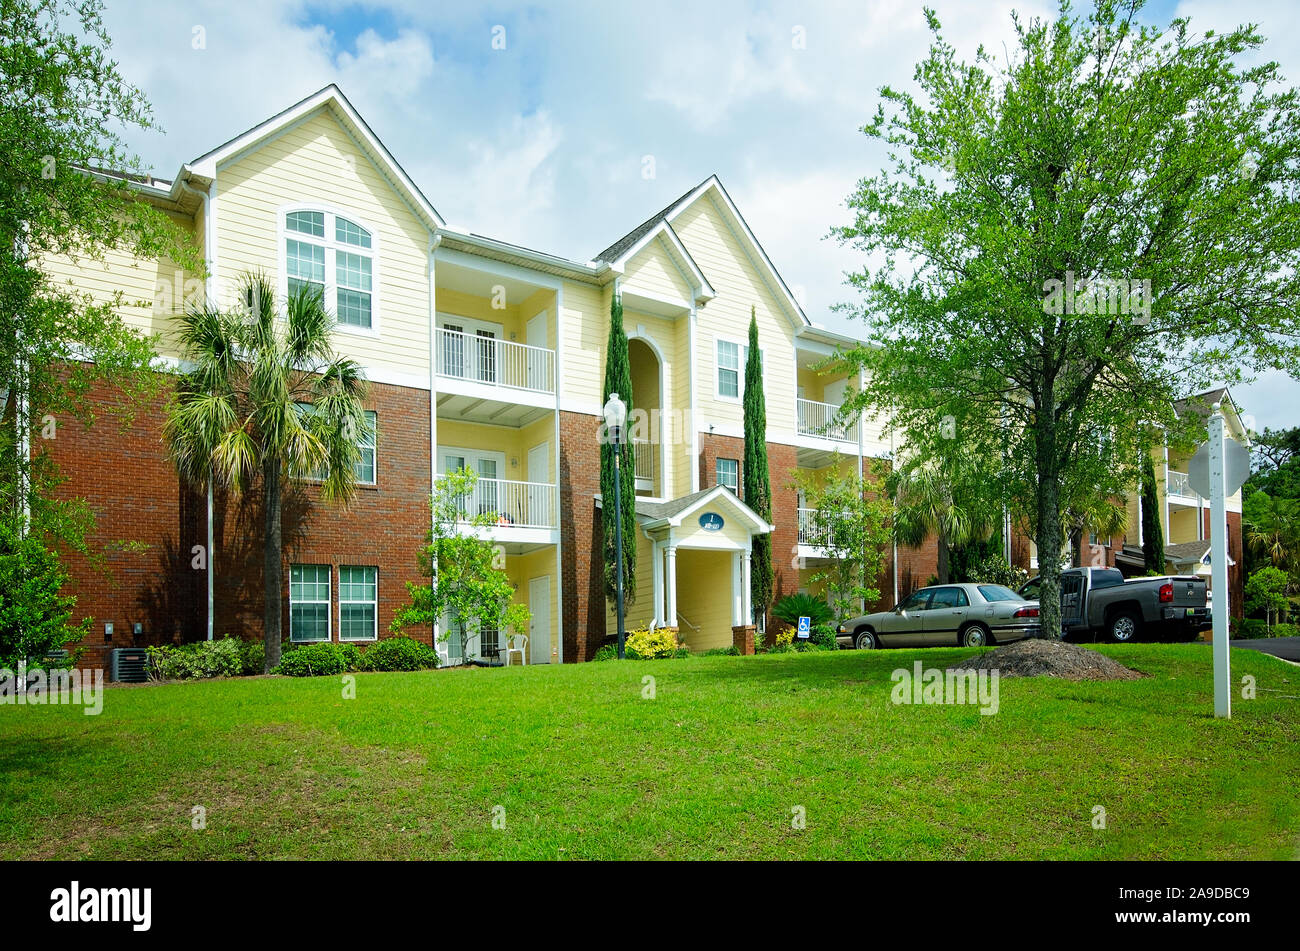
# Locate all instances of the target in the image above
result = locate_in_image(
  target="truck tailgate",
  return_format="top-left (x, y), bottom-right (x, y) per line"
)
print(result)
top-left (1169, 576), bottom-right (1207, 608)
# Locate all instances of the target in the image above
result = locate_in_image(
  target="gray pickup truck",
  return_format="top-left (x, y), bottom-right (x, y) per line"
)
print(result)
top-left (1018, 567), bottom-right (1208, 642)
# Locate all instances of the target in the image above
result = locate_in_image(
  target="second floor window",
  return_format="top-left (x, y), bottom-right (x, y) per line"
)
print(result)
top-left (284, 209), bottom-right (375, 330)
top-left (716, 458), bottom-right (739, 495)
top-left (716, 338), bottom-right (763, 400)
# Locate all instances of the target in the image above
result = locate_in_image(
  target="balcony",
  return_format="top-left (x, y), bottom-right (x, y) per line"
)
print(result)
top-left (797, 398), bottom-right (859, 443)
top-left (1167, 469), bottom-right (1195, 500)
top-left (797, 508), bottom-right (829, 546)
top-left (632, 438), bottom-right (656, 494)
top-left (435, 327), bottom-right (556, 426)
top-left (440, 475), bottom-right (559, 546)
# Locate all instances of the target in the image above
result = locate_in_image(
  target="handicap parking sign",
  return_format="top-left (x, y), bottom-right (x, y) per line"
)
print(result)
top-left (797, 616), bottom-right (811, 639)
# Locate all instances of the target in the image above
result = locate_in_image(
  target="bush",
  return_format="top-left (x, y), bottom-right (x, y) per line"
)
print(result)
top-left (792, 622), bottom-right (838, 651)
top-left (592, 644), bottom-right (620, 661)
top-left (274, 642), bottom-right (363, 677)
top-left (360, 636), bottom-right (439, 672)
top-left (147, 637), bottom-right (247, 681)
top-left (624, 626), bottom-right (680, 659)
top-left (240, 639), bottom-right (265, 675)
top-left (1231, 617), bottom-right (1269, 639)
top-left (1269, 622), bottom-right (1298, 639)
top-left (964, 554), bottom-right (1028, 589)
top-left (772, 592), bottom-right (834, 628)
top-left (703, 646), bottom-right (740, 656)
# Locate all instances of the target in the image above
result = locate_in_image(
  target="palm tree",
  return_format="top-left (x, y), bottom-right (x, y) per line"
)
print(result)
top-left (1064, 494), bottom-right (1128, 567)
top-left (164, 273), bottom-right (371, 671)
top-left (1244, 491), bottom-right (1300, 573)
top-left (890, 456), bottom-right (996, 584)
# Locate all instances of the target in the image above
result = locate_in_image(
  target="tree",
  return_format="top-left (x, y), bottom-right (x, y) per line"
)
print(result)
top-left (599, 293), bottom-right (635, 609)
top-left (391, 468), bottom-right (530, 663)
top-left (1247, 426), bottom-right (1300, 501)
top-left (1, 0), bottom-right (197, 620)
top-left (1244, 566), bottom-right (1289, 631)
top-left (888, 447), bottom-right (1000, 585)
top-left (835, 1), bottom-right (1300, 640)
top-left (0, 513), bottom-right (88, 670)
top-left (792, 459), bottom-right (892, 622)
top-left (742, 308), bottom-right (773, 630)
top-left (164, 274), bottom-right (371, 671)
top-left (1140, 453), bottom-right (1165, 574)
top-left (1242, 491), bottom-right (1300, 575)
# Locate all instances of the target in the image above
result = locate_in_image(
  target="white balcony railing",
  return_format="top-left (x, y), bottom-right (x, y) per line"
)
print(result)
top-left (797, 398), bottom-right (859, 443)
top-left (439, 476), bottom-right (557, 529)
top-left (632, 438), bottom-right (655, 487)
top-left (436, 327), bottom-right (555, 394)
top-left (1167, 469), bottom-right (1194, 498)
top-left (798, 507), bottom-right (831, 547)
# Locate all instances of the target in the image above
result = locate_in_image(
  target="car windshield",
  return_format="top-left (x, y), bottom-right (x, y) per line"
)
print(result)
top-left (977, 584), bottom-right (1021, 602)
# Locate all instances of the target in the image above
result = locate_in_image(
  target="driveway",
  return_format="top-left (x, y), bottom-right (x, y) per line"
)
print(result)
top-left (1208, 636), bottom-right (1300, 663)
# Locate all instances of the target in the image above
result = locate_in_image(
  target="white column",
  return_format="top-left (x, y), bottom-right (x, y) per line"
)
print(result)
top-left (665, 545), bottom-right (678, 627)
top-left (652, 541), bottom-right (664, 627)
top-left (731, 551), bottom-right (743, 626)
top-left (1209, 407), bottom-right (1230, 718)
top-left (741, 549), bottom-right (752, 627)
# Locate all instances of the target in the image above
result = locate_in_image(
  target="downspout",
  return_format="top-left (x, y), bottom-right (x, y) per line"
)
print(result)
top-left (428, 232), bottom-right (441, 650)
top-left (178, 172), bottom-right (216, 640)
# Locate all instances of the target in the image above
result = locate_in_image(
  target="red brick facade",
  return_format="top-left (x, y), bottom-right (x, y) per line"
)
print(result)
top-left (45, 368), bottom-right (432, 668)
top-left (558, 410), bottom-right (603, 662)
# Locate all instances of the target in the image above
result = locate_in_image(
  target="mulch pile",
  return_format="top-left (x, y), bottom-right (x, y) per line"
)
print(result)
top-left (948, 638), bottom-right (1145, 682)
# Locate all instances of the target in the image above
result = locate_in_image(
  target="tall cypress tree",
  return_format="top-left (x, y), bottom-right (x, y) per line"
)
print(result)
top-left (742, 308), bottom-right (773, 632)
top-left (1141, 451), bottom-right (1165, 573)
top-left (600, 293), bottom-right (636, 608)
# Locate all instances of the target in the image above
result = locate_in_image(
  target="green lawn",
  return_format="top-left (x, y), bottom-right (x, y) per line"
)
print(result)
top-left (1, 644), bottom-right (1297, 860)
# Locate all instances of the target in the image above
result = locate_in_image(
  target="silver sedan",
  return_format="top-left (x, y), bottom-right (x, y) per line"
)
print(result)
top-left (837, 583), bottom-right (1041, 650)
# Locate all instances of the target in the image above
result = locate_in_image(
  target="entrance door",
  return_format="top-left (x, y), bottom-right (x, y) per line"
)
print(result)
top-left (475, 329), bottom-right (498, 384)
top-left (441, 322), bottom-right (465, 378)
top-left (526, 442), bottom-right (549, 527)
top-left (528, 576), bottom-right (551, 664)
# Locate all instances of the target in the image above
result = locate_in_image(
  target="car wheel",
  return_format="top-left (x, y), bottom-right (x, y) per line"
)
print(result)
top-left (1108, 611), bottom-right (1141, 643)
top-left (960, 624), bottom-right (989, 648)
top-left (855, 628), bottom-right (877, 650)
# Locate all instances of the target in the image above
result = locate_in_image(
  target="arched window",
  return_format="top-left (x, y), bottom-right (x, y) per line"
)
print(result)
top-left (282, 208), bottom-right (376, 330)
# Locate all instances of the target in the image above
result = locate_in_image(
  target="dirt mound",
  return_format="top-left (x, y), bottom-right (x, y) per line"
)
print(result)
top-left (948, 638), bottom-right (1144, 681)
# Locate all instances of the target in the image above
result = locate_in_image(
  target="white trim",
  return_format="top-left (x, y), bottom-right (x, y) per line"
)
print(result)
top-left (713, 333), bottom-right (763, 403)
top-left (435, 246), bottom-right (564, 291)
top-left (610, 222), bottom-right (714, 303)
top-left (554, 282), bottom-right (565, 664)
top-left (276, 202), bottom-right (381, 338)
top-left (689, 301), bottom-right (699, 493)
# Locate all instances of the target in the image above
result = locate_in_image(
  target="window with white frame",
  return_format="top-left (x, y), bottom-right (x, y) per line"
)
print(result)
top-left (289, 564), bottom-right (331, 642)
top-left (355, 410), bottom-right (377, 484)
top-left (716, 457), bottom-right (739, 495)
top-left (715, 338), bottom-right (763, 399)
top-left (338, 566), bottom-right (378, 641)
top-left (284, 209), bottom-right (375, 329)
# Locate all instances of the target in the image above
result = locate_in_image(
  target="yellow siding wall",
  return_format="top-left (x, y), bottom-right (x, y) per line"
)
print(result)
top-left (622, 239), bottom-right (694, 304)
top-left (605, 530), bottom-right (657, 633)
top-left (436, 417), bottom-right (554, 483)
top-left (559, 279), bottom-right (607, 410)
top-left (215, 109), bottom-right (432, 381)
top-left (673, 195), bottom-right (798, 439)
top-left (42, 211), bottom-right (200, 360)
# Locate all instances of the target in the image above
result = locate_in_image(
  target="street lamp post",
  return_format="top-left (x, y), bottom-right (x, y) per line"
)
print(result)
top-left (603, 393), bottom-right (628, 659)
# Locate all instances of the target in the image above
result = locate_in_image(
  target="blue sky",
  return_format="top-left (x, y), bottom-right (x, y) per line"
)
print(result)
top-left (99, 0), bottom-right (1298, 431)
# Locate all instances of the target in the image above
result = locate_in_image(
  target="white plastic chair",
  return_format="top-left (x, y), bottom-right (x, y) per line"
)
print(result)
top-left (503, 632), bottom-right (529, 666)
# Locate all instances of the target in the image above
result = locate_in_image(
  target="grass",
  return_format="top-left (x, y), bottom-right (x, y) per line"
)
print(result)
top-left (1, 644), bottom-right (1297, 860)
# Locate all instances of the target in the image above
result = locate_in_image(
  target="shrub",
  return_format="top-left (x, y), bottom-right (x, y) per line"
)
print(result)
top-left (240, 639), bottom-right (265, 675)
top-left (1269, 621), bottom-right (1298, 639)
top-left (1231, 617), bottom-right (1269, 639)
top-left (703, 645), bottom-right (740, 656)
top-left (964, 554), bottom-right (1028, 589)
top-left (772, 592), bottom-right (834, 628)
top-left (147, 637), bottom-right (246, 681)
top-left (773, 624), bottom-right (795, 650)
top-left (274, 642), bottom-right (363, 677)
top-left (624, 626), bottom-right (680, 659)
top-left (592, 644), bottom-right (620, 661)
top-left (360, 636), bottom-right (439, 672)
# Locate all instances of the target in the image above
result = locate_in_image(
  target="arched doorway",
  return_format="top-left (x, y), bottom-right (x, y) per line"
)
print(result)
top-left (628, 337), bottom-right (663, 496)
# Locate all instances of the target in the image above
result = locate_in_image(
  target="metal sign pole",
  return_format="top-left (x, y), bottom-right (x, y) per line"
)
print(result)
top-left (1209, 406), bottom-right (1230, 719)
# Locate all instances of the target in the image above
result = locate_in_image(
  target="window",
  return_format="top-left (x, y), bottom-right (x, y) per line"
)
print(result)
top-left (929, 587), bottom-right (969, 609)
top-left (480, 621), bottom-right (500, 658)
top-left (355, 411), bottom-right (377, 484)
top-left (290, 565), bottom-right (331, 642)
top-left (716, 458), bottom-right (739, 494)
top-left (977, 584), bottom-right (1021, 602)
top-left (339, 566), bottom-right (378, 641)
top-left (715, 338), bottom-right (763, 400)
top-left (898, 589), bottom-right (932, 612)
top-left (282, 209), bottom-right (375, 330)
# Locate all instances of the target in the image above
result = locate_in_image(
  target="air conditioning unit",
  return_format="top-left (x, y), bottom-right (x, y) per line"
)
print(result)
top-left (110, 648), bottom-right (149, 683)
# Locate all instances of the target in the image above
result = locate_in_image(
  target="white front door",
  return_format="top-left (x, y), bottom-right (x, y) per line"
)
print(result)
top-left (528, 575), bottom-right (551, 664)
top-left (526, 441), bottom-right (549, 527)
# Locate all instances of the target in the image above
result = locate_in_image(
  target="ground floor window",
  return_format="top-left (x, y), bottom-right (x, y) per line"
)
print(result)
top-left (716, 457), bottom-right (739, 495)
top-left (339, 566), bottom-right (378, 641)
top-left (290, 564), bottom-right (331, 642)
